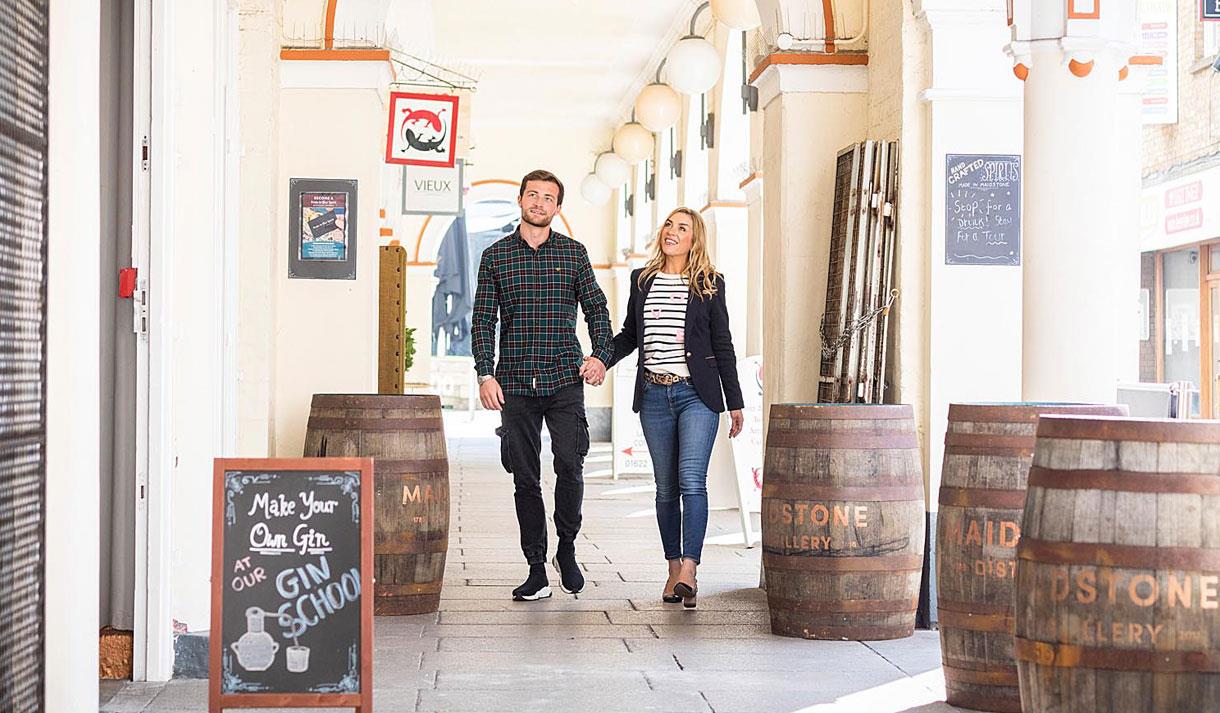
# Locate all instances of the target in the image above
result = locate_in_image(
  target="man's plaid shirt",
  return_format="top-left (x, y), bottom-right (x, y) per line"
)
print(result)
top-left (472, 228), bottom-right (612, 396)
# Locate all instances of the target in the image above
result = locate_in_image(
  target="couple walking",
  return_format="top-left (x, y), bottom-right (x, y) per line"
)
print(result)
top-left (471, 169), bottom-right (744, 608)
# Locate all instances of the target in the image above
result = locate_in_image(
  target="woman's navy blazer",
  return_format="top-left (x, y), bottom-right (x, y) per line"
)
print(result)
top-left (607, 268), bottom-right (745, 414)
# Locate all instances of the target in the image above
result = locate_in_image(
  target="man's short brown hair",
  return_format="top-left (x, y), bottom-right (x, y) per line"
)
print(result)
top-left (519, 169), bottom-right (564, 205)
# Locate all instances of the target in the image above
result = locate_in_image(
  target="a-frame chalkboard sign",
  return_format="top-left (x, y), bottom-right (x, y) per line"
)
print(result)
top-left (209, 458), bottom-right (373, 712)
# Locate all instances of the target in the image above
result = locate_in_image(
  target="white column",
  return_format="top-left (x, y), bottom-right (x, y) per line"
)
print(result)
top-left (741, 174), bottom-right (765, 357)
top-left (755, 62), bottom-right (869, 415)
top-left (702, 205), bottom-right (749, 344)
top-left (1011, 1), bottom-right (1139, 401)
top-left (47, 0), bottom-right (101, 709)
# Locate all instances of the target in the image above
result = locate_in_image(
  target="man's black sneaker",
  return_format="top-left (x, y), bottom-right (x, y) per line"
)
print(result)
top-left (511, 564), bottom-right (552, 601)
top-left (551, 553), bottom-right (585, 594)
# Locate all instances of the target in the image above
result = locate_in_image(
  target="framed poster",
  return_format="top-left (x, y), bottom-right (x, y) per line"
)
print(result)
top-left (402, 159), bottom-right (464, 216)
top-left (944, 154), bottom-right (1021, 266)
top-left (385, 91), bottom-right (459, 168)
top-left (208, 457), bottom-right (373, 713)
top-left (289, 178), bottom-right (358, 280)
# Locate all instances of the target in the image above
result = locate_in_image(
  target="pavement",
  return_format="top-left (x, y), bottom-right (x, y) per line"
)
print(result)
top-left (102, 413), bottom-right (978, 713)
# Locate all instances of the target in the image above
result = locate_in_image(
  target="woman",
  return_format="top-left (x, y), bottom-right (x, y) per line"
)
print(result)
top-left (605, 207), bottom-right (744, 609)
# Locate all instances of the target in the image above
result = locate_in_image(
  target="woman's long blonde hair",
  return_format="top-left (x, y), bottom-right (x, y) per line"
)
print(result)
top-left (637, 207), bottom-right (719, 299)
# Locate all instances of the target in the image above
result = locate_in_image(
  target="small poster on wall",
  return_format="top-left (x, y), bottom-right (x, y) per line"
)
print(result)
top-left (384, 91), bottom-right (459, 168)
top-left (289, 178), bottom-right (358, 280)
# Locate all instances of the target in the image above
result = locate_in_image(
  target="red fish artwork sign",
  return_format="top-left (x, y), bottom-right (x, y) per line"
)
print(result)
top-left (385, 91), bottom-right (459, 168)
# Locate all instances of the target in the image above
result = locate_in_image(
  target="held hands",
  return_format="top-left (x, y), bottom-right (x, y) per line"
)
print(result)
top-left (729, 410), bottom-right (744, 438)
top-left (479, 377), bottom-right (505, 410)
top-left (579, 357), bottom-right (607, 386)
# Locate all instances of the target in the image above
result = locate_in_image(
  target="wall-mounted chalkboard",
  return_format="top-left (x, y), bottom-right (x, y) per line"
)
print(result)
top-left (945, 154), bottom-right (1021, 266)
top-left (209, 458), bottom-right (373, 713)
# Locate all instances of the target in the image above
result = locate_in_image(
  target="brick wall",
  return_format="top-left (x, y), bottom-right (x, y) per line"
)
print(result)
top-left (1142, 0), bottom-right (1220, 178)
top-left (1140, 251), bottom-right (1158, 381)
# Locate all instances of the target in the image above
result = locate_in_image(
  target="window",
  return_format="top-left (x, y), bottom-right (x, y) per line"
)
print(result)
top-left (1206, 22), bottom-right (1220, 59)
top-left (1162, 247), bottom-right (1202, 416)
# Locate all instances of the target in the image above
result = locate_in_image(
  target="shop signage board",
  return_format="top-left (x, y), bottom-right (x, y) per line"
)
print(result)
top-left (1140, 0), bottom-right (1179, 124)
top-left (209, 458), bottom-right (373, 713)
top-left (944, 154), bottom-right (1021, 266)
top-left (384, 91), bottom-right (459, 168)
top-left (1204, 0), bottom-right (1220, 20)
top-left (401, 159), bottom-right (464, 216)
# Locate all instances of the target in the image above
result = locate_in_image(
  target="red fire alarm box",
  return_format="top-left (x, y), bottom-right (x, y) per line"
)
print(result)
top-left (118, 267), bottom-right (137, 298)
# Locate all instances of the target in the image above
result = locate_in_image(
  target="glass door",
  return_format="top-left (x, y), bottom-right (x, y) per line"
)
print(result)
top-left (1211, 282), bottom-right (1220, 418)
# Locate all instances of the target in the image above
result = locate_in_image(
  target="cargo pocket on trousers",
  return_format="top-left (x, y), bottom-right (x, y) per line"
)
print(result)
top-left (496, 425), bottom-right (513, 473)
top-left (577, 415), bottom-right (590, 460)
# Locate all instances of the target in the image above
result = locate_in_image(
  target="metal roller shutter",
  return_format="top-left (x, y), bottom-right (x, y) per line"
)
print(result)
top-left (0, 1), bottom-right (49, 709)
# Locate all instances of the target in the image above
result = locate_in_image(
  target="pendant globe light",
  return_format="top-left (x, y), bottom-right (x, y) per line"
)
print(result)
top-left (634, 63), bottom-right (682, 133)
top-left (710, 0), bottom-right (761, 30)
top-left (613, 119), bottom-right (655, 164)
top-left (594, 151), bottom-right (630, 187)
top-left (665, 3), bottom-right (721, 95)
top-left (580, 173), bottom-right (612, 205)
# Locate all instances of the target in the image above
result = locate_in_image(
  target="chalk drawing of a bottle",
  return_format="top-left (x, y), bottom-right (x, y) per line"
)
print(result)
top-left (231, 606), bottom-right (279, 671)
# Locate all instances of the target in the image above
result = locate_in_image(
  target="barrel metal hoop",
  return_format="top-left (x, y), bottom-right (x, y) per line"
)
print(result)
top-left (1036, 416), bottom-right (1220, 444)
top-left (371, 458), bottom-right (450, 474)
top-left (1028, 466), bottom-right (1220, 496)
top-left (937, 608), bottom-right (1014, 633)
top-left (936, 599), bottom-right (1013, 616)
top-left (944, 433), bottom-right (1035, 450)
top-left (769, 404), bottom-right (914, 421)
top-left (941, 664), bottom-right (1020, 686)
top-left (763, 552), bottom-right (923, 572)
top-left (944, 689), bottom-right (1022, 713)
top-left (307, 417), bottom-right (445, 431)
top-left (1017, 537), bottom-right (1220, 571)
top-left (765, 432), bottom-right (919, 450)
top-left (767, 596), bottom-right (918, 614)
top-left (1014, 637), bottom-right (1220, 673)
top-left (944, 445), bottom-right (1034, 457)
top-left (763, 483), bottom-right (925, 502)
top-left (948, 404), bottom-right (1125, 424)
top-left (938, 486), bottom-right (1027, 509)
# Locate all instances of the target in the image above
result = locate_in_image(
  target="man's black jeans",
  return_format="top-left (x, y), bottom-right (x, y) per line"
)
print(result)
top-left (499, 383), bottom-right (590, 565)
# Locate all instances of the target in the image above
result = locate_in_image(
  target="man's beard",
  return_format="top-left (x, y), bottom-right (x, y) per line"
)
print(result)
top-left (521, 212), bottom-right (553, 228)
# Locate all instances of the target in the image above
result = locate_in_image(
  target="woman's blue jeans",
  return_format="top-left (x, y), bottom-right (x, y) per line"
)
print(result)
top-left (639, 380), bottom-right (720, 563)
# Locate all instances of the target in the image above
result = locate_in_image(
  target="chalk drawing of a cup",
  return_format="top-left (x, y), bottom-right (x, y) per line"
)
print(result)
top-left (286, 645), bottom-right (310, 673)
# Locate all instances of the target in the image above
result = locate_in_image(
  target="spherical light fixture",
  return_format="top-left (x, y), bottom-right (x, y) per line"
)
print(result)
top-left (776, 32), bottom-right (795, 51)
top-left (613, 122), bottom-right (655, 164)
top-left (634, 82), bottom-right (682, 133)
top-left (665, 35), bottom-right (722, 95)
top-left (594, 151), bottom-right (630, 187)
top-left (710, 0), bottom-right (761, 30)
top-left (580, 173), bottom-right (612, 205)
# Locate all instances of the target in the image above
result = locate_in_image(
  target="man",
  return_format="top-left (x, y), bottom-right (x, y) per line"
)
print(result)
top-left (471, 169), bottom-right (612, 601)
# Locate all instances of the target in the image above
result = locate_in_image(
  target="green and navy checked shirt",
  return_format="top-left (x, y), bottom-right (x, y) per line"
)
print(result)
top-left (472, 228), bottom-right (613, 396)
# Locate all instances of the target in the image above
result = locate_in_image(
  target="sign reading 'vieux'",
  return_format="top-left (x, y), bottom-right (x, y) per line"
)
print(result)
top-left (209, 457), bottom-right (373, 713)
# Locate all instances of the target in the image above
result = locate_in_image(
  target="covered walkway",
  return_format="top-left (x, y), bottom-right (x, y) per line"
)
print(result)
top-left (102, 423), bottom-right (957, 713)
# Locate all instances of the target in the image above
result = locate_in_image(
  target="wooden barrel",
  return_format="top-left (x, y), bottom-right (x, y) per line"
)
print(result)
top-left (1015, 416), bottom-right (1220, 712)
top-left (936, 403), bottom-right (1127, 713)
top-left (303, 394), bottom-right (449, 615)
top-left (762, 404), bottom-right (925, 640)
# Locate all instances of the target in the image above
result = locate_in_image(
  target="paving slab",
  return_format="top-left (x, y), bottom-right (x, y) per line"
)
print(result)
top-left (415, 688), bottom-right (712, 713)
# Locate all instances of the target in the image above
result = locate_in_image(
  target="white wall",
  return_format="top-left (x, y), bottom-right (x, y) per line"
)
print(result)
top-left (47, 1), bottom-right (101, 707)
top-left (274, 87), bottom-right (385, 456)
